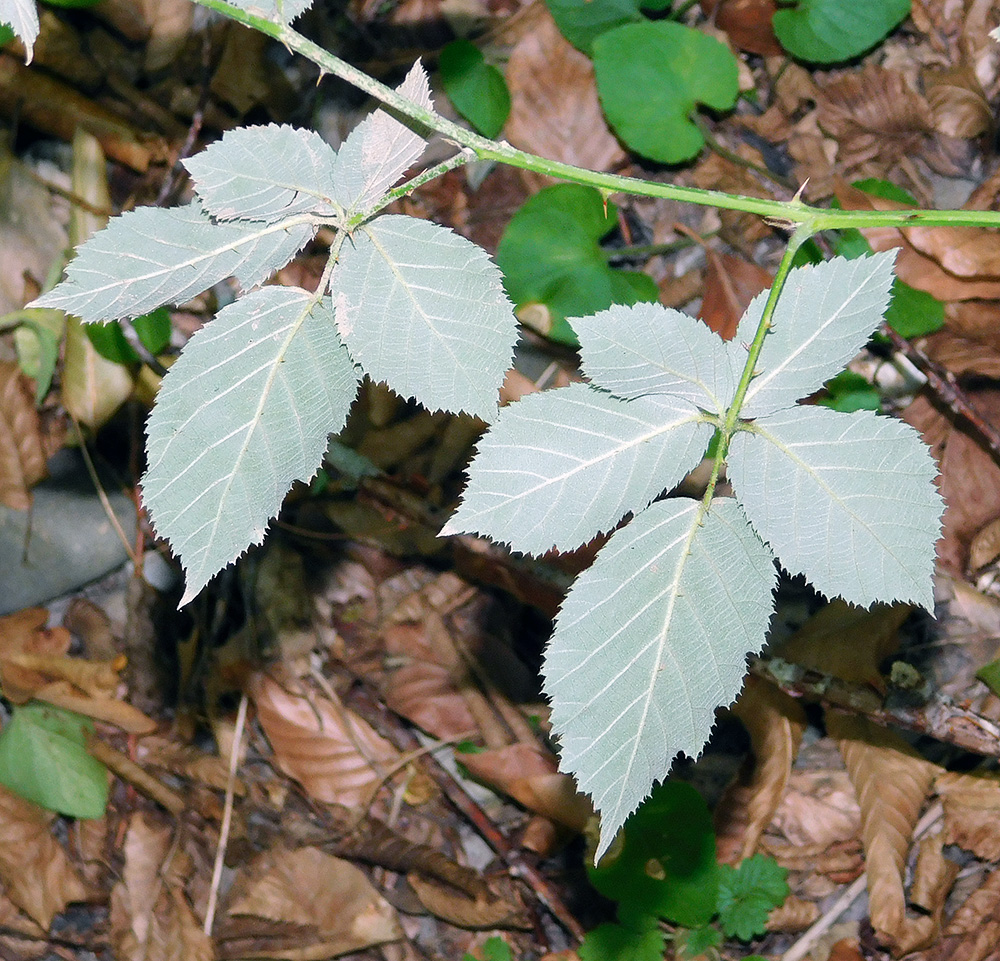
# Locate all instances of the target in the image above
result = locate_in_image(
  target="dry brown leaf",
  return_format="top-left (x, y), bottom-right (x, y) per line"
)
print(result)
top-left (766, 894), bottom-right (819, 933)
top-left (34, 681), bottom-right (157, 734)
top-left (700, 0), bottom-right (782, 56)
top-left (250, 669), bottom-right (399, 806)
top-left (828, 713), bottom-right (938, 955)
top-left (699, 249), bottom-right (772, 341)
top-left (0, 784), bottom-right (87, 929)
top-left (407, 872), bottom-right (530, 930)
top-left (904, 389), bottom-right (1000, 574)
top-left (769, 770), bottom-right (861, 850)
top-left (0, 608), bottom-right (71, 704)
top-left (109, 813), bottom-right (211, 961)
top-left (383, 660), bottom-right (478, 740)
top-left (970, 516), bottom-right (1000, 571)
top-left (939, 864), bottom-right (1000, 961)
top-left (909, 834), bottom-right (959, 928)
top-left (816, 66), bottom-right (934, 174)
top-left (773, 599), bottom-right (910, 691)
top-left (227, 846), bottom-right (401, 956)
top-left (138, 736), bottom-right (245, 794)
top-left (936, 769), bottom-right (1000, 860)
top-left (925, 64), bottom-right (993, 139)
top-left (689, 148), bottom-right (777, 250)
top-left (0, 362), bottom-right (48, 510)
top-left (715, 676), bottom-right (807, 863)
top-left (504, 4), bottom-right (625, 178)
top-left (835, 182), bottom-right (1000, 301)
top-left (460, 743), bottom-right (592, 832)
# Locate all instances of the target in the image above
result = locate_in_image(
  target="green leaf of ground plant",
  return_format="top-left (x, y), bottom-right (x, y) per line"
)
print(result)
top-left (592, 21), bottom-right (739, 164)
top-left (588, 781), bottom-right (719, 927)
top-left (543, 0), bottom-right (671, 55)
top-left (728, 406), bottom-right (940, 609)
top-left (543, 498), bottom-right (777, 859)
top-left (0, 703), bottom-right (108, 818)
top-left (142, 287), bottom-right (359, 605)
top-left (439, 40), bottom-right (510, 139)
top-left (716, 854), bottom-right (789, 940)
top-left (496, 184), bottom-right (657, 344)
top-left (579, 920), bottom-right (665, 961)
top-left (30, 201), bottom-right (315, 323)
top-left (183, 124), bottom-right (341, 223)
top-left (772, 0), bottom-right (911, 63)
top-left (332, 214), bottom-right (517, 421)
top-left (440, 383), bottom-right (713, 554)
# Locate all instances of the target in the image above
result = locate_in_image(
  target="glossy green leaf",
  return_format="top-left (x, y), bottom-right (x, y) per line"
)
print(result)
top-left (543, 0), bottom-right (650, 54)
top-left (543, 498), bottom-right (776, 859)
top-left (440, 40), bottom-right (510, 139)
top-left (773, 0), bottom-right (911, 63)
top-left (84, 321), bottom-right (139, 365)
top-left (440, 383), bottom-right (712, 555)
top-left (133, 306), bottom-right (172, 355)
top-left (728, 406), bottom-right (940, 609)
top-left (142, 287), bottom-right (359, 605)
top-left (592, 22), bottom-right (739, 164)
top-left (589, 781), bottom-right (719, 927)
top-left (0, 703), bottom-right (108, 819)
top-left (817, 370), bottom-right (881, 413)
top-left (496, 184), bottom-right (657, 345)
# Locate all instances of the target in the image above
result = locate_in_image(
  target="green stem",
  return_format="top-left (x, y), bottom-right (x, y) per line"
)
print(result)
top-left (701, 223), bottom-right (815, 507)
top-left (194, 0), bottom-right (1000, 232)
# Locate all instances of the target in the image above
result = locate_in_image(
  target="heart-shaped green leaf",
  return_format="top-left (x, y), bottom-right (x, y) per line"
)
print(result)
top-left (773, 0), bottom-right (911, 63)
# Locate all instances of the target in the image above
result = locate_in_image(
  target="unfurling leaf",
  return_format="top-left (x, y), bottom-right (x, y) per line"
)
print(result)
top-left (30, 201), bottom-right (315, 323)
top-left (440, 383), bottom-right (713, 554)
top-left (333, 214), bottom-right (517, 421)
top-left (543, 498), bottom-right (776, 859)
top-left (142, 287), bottom-right (359, 605)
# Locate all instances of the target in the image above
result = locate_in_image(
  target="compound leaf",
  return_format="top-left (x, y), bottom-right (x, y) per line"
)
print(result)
top-left (592, 22), bottom-right (739, 164)
top-left (333, 214), bottom-right (516, 420)
top-left (728, 406), bottom-right (940, 609)
top-left (30, 201), bottom-right (315, 323)
top-left (575, 301), bottom-right (736, 415)
top-left (332, 62), bottom-right (433, 216)
top-left (0, 0), bottom-right (37, 58)
top-left (543, 497), bottom-right (776, 859)
top-left (773, 0), bottom-right (911, 64)
top-left (184, 125), bottom-right (341, 223)
top-left (737, 252), bottom-right (897, 418)
top-left (142, 287), bottom-right (359, 606)
top-left (220, 0), bottom-right (314, 23)
top-left (441, 384), bottom-right (712, 555)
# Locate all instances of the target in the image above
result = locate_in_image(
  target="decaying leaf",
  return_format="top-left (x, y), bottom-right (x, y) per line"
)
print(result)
top-left (0, 361), bottom-right (49, 510)
top-left (715, 676), bottom-right (807, 863)
top-left (924, 64), bottom-right (994, 139)
top-left (829, 713), bottom-right (938, 955)
top-left (835, 182), bottom-right (1000, 301)
top-left (768, 770), bottom-right (862, 853)
top-left (407, 871), bottom-right (531, 930)
top-left (904, 389), bottom-right (1000, 574)
top-left (938, 864), bottom-right (1000, 961)
top-left (700, 0), bottom-right (782, 56)
top-left (698, 249), bottom-right (772, 341)
top-left (250, 668), bottom-right (399, 807)
top-left (503, 5), bottom-right (625, 182)
top-left (109, 812), bottom-right (211, 961)
top-left (936, 769), bottom-right (1000, 860)
top-left (0, 784), bottom-right (87, 929)
top-left (773, 599), bottom-right (911, 692)
top-left (460, 743), bottom-right (592, 832)
top-left (909, 834), bottom-right (959, 936)
top-left (226, 846), bottom-right (401, 957)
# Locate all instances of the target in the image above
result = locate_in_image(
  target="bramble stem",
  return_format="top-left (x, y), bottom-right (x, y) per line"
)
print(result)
top-left (197, 0), bottom-right (1000, 231)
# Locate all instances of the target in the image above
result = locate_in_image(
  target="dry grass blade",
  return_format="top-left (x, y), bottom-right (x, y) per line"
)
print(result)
top-left (250, 669), bottom-right (399, 807)
top-left (828, 713), bottom-right (939, 954)
top-left (0, 361), bottom-right (48, 510)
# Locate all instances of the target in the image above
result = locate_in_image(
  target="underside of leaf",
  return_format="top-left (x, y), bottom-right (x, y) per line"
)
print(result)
top-left (543, 497), bottom-right (777, 859)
